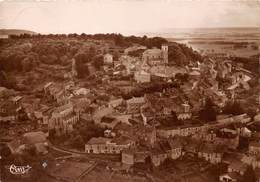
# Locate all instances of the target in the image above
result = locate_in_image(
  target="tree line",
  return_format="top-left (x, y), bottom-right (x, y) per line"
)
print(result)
top-left (9, 33), bottom-right (168, 48)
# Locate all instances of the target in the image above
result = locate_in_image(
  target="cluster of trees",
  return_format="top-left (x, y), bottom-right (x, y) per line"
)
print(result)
top-left (73, 46), bottom-right (106, 78)
top-left (66, 131), bottom-right (85, 150)
top-left (222, 101), bottom-right (244, 116)
top-left (238, 136), bottom-right (249, 150)
top-left (75, 121), bottom-right (105, 144)
top-left (107, 82), bottom-right (182, 106)
top-left (74, 54), bottom-right (90, 78)
top-left (32, 41), bottom-right (73, 66)
top-left (199, 99), bottom-right (247, 122)
top-left (122, 82), bottom-right (179, 99)
top-left (199, 98), bottom-right (217, 122)
top-left (0, 48), bottom-right (34, 72)
top-left (49, 120), bottom-right (105, 150)
top-left (175, 73), bottom-right (189, 83)
top-left (0, 71), bottom-right (17, 89)
top-left (0, 41), bottom-right (74, 74)
top-left (0, 38), bottom-right (100, 80)
top-left (128, 49), bottom-right (145, 57)
top-left (232, 56), bottom-right (259, 75)
top-left (168, 42), bottom-right (203, 66)
top-left (158, 112), bottom-right (183, 127)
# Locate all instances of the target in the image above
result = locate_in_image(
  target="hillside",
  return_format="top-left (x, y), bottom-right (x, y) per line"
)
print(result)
top-left (0, 33), bottom-right (202, 89)
top-left (0, 29), bottom-right (37, 35)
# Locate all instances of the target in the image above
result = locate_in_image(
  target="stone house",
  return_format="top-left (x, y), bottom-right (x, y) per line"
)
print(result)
top-left (121, 137), bottom-right (183, 167)
top-left (150, 139), bottom-right (183, 167)
top-left (126, 97), bottom-right (145, 114)
top-left (198, 143), bottom-right (223, 164)
top-left (85, 136), bottom-right (135, 154)
top-left (167, 137), bottom-right (183, 159)
top-left (157, 124), bottom-right (207, 138)
top-left (134, 70), bottom-right (151, 83)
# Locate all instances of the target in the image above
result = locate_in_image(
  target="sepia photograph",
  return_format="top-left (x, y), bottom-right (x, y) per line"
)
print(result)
top-left (0, 0), bottom-right (260, 181)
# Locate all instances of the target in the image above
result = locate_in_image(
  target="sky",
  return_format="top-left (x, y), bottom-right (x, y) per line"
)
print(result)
top-left (0, 0), bottom-right (260, 35)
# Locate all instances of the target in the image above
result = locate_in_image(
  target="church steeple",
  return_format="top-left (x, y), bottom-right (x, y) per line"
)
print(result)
top-left (161, 44), bottom-right (168, 65)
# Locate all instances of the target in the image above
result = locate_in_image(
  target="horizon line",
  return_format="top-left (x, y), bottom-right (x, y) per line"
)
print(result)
top-left (1, 26), bottom-right (260, 36)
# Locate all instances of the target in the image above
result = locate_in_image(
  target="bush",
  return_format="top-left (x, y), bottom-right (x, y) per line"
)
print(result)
top-left (68, 134), bottom-right (85, 150)
top-left (77, 121), bottom-right (105, 143)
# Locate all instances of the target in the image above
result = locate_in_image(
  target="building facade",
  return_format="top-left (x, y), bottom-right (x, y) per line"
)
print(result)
top-left (142, 45), bottom-right (168, 66)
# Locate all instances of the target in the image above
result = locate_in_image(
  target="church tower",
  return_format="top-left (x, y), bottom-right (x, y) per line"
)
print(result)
top-left (161, 44), bottom-right (168, 64)
top-left (71, 58), bottom-right (77, 78)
